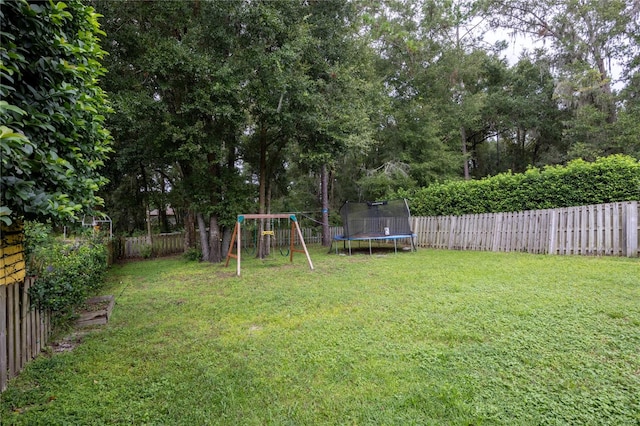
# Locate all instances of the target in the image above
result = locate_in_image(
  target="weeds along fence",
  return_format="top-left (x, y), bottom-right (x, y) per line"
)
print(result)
top-left (1, 277), bottom-right (52, 393)
top-left (411, 201), bottom-right (639, 257)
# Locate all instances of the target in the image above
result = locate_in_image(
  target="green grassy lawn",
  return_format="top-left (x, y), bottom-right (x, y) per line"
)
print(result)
top-left (1, 247), bottom-right (639, 425)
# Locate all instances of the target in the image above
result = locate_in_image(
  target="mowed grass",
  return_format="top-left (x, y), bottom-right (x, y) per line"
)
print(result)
top-left (1, 247), bottom-right (639, 425)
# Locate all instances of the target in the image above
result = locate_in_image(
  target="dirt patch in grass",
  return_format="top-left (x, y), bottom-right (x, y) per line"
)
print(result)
top-left (49, 331), bottom-right (90, 354)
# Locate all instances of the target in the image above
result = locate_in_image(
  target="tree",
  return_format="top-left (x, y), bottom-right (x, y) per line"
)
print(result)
top-left (237, 1), bottom-right (378, 250)
top-left (359, 1), bottom-right (463, 191)
top-left (481, 57), bottom-right (566, 173)
top-left (294, 0), bottom-right (379, 245)
top-left (611, 72), bottom-right (640, 159)
top-left (1, 0), bottom-right (112, 226)
top-left (485, 0), bottom-right (640, 157)
top-left (236, 0), bottom-right (314, 257)
top-left (96, 0), bottom-right (248, 262)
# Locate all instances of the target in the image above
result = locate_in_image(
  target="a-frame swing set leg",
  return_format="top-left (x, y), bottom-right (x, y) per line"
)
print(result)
top-left (289, 218), bottom-right (314, 270)
top-left (224, 221), bottom-right (241, 275)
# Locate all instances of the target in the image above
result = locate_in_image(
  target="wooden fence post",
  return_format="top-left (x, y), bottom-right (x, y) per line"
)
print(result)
top-left (448, 216), bottom-right (456, 250)
top-left (625, 201), bottom-right (639, 257)
top-left (492, 213), bottom-right (502, 252)
top-left (1, 284), bottom-right (7, 392)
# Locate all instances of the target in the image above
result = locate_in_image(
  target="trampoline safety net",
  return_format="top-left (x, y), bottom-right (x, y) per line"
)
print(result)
top-left (339, 199), bottom-right (413, 238)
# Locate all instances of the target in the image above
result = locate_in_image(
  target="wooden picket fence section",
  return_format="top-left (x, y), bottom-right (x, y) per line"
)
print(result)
top-left (239, 227), bottom-right (327, 248)
top-left (411, 201), bottom-right (639, 257)
top-left (116, 229), bottom-right (331, 259)
top-left (1, 277), bottom-right (52, 393)
top-left (116, 232), bottom-right (185, 259)
top-left (113, 202), bottom-right (639, 259)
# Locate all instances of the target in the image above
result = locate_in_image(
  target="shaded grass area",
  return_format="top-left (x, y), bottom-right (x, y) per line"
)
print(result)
top-left (1, 248), bottom-right (639, 425)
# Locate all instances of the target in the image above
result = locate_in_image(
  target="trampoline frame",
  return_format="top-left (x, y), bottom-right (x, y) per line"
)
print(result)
top-left (331, 233), bottom-right (417, 255)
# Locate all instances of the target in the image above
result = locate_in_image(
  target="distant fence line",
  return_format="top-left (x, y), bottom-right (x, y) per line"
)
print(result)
top-left (114, 202), bottom-right (639, 259)
top-left (114, 228), bottom-right (332, 259)
top-left (412, 201), bottom-right (638, 257)
top-left (1, 277), bottom-right (52, 393)
top-left (110, 232), bottom-right (185, 259)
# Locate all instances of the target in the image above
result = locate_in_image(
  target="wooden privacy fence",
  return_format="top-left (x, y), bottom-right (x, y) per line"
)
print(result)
top-left (117, 229), bottom-right (331, 259)
top-left (238, 227), bottom-right (328, 247)
top-left (115, 232), bottom-right (185, 259)
top-left (411, 201), bottom-right (639, 257)
top-left (114, 202), bottom-right (639, 259)
top-left (1, 277), bottom-right (52, 392)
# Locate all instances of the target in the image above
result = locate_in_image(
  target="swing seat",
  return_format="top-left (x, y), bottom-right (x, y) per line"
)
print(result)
top-left (262, 230), bottom-right (275, 236)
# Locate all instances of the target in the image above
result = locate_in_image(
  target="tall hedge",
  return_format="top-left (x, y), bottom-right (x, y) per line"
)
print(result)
top-left (400, 155), bottom-right (640, 216)
top-left (0, 0), bottom-right (112, 226)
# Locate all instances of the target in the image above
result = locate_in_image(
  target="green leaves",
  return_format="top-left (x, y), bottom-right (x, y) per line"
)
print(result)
top-left (27, 237), bottom-right (108, 317)
top-left (407, 154), bottom-right (640, 216)
top-left (1, 0), bottom-right (112, 225)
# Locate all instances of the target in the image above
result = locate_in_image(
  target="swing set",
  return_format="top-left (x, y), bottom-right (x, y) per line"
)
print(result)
top-left (224, 214), bottom-right (314, 276)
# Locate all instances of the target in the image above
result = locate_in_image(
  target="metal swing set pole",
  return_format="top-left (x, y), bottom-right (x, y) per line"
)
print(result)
top-left (225, 213), bottom-right (314, 276)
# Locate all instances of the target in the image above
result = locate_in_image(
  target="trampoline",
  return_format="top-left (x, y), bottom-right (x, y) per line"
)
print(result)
top-left (331, 199), bottom-right (417, 255)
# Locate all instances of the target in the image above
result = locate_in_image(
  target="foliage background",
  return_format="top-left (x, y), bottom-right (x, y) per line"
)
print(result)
top-left (400, 155), bottom-right (640, 216)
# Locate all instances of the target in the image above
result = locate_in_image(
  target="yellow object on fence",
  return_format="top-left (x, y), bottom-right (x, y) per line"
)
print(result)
top-left (0, 221), bottom-right (26, 286)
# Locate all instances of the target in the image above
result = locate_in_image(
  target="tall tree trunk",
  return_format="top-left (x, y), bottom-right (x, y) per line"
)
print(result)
top-left (196, 212), bottom-right (210, 262)
top-left (461, 126), bottom-right (470, 180)
top-left (257, 124), bottom-right (267, 259)
top-left (207, 215), bottom-right (221, 263)
top-left (321, 163), bottom-right (330, 246)
top-left (184, 209), bottom-right (196, 251)
top-left (259, 182), bottom-right (272, 257)
top-left (159, 207), bottom-right (169, 234)
top-left (221, 227), bottom-right (232, 259)
top-left (521, 128), bottom-right (526, 172)
top-left (595, 56), bottom-right (616, 123)
top-left (141, 163), bottom-right (154, 254)
top-left (496, 131), bottom-right (500, 171)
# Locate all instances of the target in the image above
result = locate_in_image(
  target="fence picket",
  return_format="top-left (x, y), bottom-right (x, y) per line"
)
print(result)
top-left (626, 202), bottom-right (638, 257)
top-left (12, 282), bottom-right (20, 375)
top-left (7, 282), bottom-right (15, 379)
top-left (612, 203), bottom-right (620, 255)
top-left (1, 278), bottom-right (52, 393)
top-left (604, 204), bottom-right (612, 255)
top-left (0, 285), bottom-right (7, 392)
top-left (579, 207), bottom-right (587, 255)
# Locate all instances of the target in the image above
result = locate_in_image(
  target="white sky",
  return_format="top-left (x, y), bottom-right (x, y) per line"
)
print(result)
top-left (483, 29), bottom-right (625, 90)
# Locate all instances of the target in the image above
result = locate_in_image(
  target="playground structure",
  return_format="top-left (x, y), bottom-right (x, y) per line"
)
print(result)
top-left (225, 214), bottom-right (314, 276)
top-left (332, 199), bottom-right (417, 255)
top-left (81, 215), bottom-right (113, 238)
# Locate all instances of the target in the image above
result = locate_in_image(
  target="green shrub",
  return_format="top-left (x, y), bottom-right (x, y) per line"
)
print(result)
top-left (182, 248), bottom-right (202, 262)
top-left (140, 244), bottom-right (153, 259)
top-left (24, 221), bottom-right (54, 275)
top-left (28, 237), bottom-right (108, 320)
top-left (401, 155), bottom-right (640, 216)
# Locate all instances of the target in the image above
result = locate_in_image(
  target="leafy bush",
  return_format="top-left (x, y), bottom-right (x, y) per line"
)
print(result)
top-left (140, 244), bottom-right (153, 259)
top-left (28, 237), bottom-right (108, 320)
top-left (182, 248), bottom-right (202, 262)
top-left (23, 221), bottom-right (54, 274)
top-left (1, 1), bottom-right (112, 227)
top-left (400, 155), bottom-right (640, 216)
